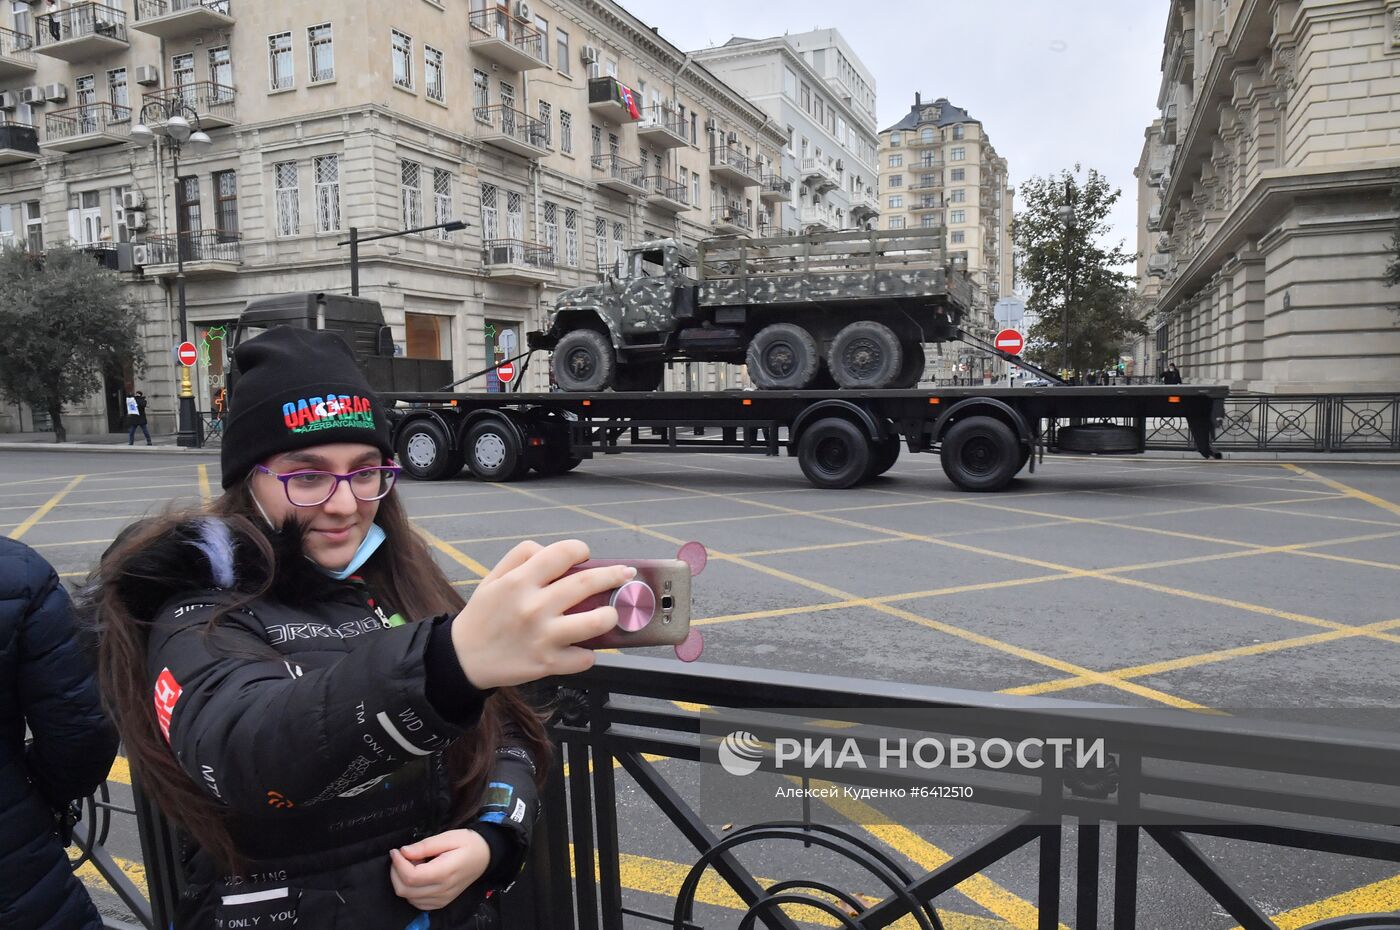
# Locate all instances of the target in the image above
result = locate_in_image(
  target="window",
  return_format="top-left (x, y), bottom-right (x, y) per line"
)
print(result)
top-left (473, 69), bottom-right (489, 113)
top-left (556, 28), bottom-right (570, 75)
top-left (559, 110), bottom-right (572, 154)
top-left (888, 154), bottom-right (902, 168)
top-left (800, 83), bottom-right (810, 112)
top-left (921, 127), bottom-right (935, 144)
top-left (392, 30), bottom-right (413, 90)
top-left (593, 216), bottom-right (607, 271)
top-left (590, 124), bottom-right (602, 157)
top-left (172, 53), bottom-right (195, 106)
top-left (400, 160), bottom-right (423, 229)
top-left (953, 124), bottom-right (964, 140)
top-left (480, 183), bottom-right (498, 240)
top-left (888, 216), bottom-right (905, 230)
top-left (950, 188), bottom-right (966, 203)
top-left (0, 206), bottom-right (13, 246)
top-left (564, 207), bottom-right (579, 267)
top-left (888, 174), bottom-right (903, 188)
top-left (783, 67), bottom-right (796, 99)
top-left (890, 131), bottom-right (901, 146)
top-left (921, 215), bottom-right (938, 229)
top-left (691, 171), bottom-right (700, 209)
top-left (888, 195), bottom-right (903, 208)
top-left (543, 201), bottom-right (557, 261)
top-left (404, 313), bottom-right (447, 360)
top-left (611, 221), bottom-right (624, 272)
top-left (537, 100), bottom-right (551, 146)
top-left (950, 147), bottom-right (965, 161)
top-left (210, 46), bottom-right (232, 99)
top-left (274, 162), bottom-right (299, 236)
top-left (269, 32), bottom-right (294, 91)
top-left (505, 190), bottom-right (522, 241)
top-left (107, 68), bottom-right (128, 112)
top-left (533, 15), bottom-right (548, 64)
top-left (175, 177), bottom-right (202, 239)
top-left (950, 209), bottom-right (965, 224)
top-left (214, 170), bottom-right (238, 236)
top-left (951, 230), bottom-right (965, 244)
top-left (425, 45), bottom-right (444, 102)
top-left (313, 155), bottom-right (340, 233)
top-left (950, 168), bottom-right (965, 182)
top-left (24, 201), bottom-right (42, 253)
top-left (499, 80), bottom-right (515, 112)
top-left (605, 57), bottom-right (617, 77)
top-left (308, 23), bottom-right (334, 82)
top-left (433, 169), bottom-right (452, 239)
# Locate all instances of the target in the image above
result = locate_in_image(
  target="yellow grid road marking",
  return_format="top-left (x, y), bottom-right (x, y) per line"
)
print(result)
top-left (76, 854), bottom-right (148, 901)
top-left (8, 476), bottom-right (84, 540)
top-left (198, 464), bottom-right (212, 505)
top-left (413, 524), bottom-right (491, 577)
top-left (1236, 872), bottom-right (1400, 930)
top-left (1284, 464), bottom-right (1400, 518)
top-left (1241, 504), bottom-right (1400, 530)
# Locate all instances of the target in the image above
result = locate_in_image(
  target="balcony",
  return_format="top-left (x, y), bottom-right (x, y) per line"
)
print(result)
top-left (759, 224), bottom-right (796, 239)
top-left (759, 174), bottom-right (791, 204)
top-left (643, 176), bottom-right (690, 213)
top-left (468, 8), bottom-right (547, 72)
top-left (142, 230), bottom-right (242, 277)
top-left (588, 77), bottom-right (643, 124)
top-left (590, 153), bottom-right (646, 196)
top-left (482, 238), bottom-right (554, 283)
top-left (132, 0), bottom-right (233, 39)
top-left (474, 105), bottom-right (550, 159)
top-left (0, 27), bottom-right (36, 78)
top-left (0, 120), bottom-right (40, 165)
top-left (909, 197), bottom-right (942, 213)
top-left (710, 146), bottom-right (760, 187)
top-left (798, 205), bottom-right (838, 232)
top-left (910, 176), bottom-right (942, 192)
top-left (710, 203), bottom-right (752, 236)
top-left (41, 103), bottom-right (131, 152)
top-left (34, 3), bottom-right (128, 63)
top-left (636, 106), bottom-right (688, 149)
top-left (850, 189), bottom-right (879, 221)
top-left (1147, 205), bottom-right (1163, 232)
top-left (1147, 253), bottom-right (1173, 279)
top-left (799, 157), bottom-right (838, 193)
top-left (143, 82), bottom-right (238, 130)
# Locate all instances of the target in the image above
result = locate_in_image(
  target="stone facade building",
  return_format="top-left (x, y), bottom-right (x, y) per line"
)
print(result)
top-left (0, 0), bottom-right (785, 436)
top-left (1138, 0), bottom-right (1400, 392)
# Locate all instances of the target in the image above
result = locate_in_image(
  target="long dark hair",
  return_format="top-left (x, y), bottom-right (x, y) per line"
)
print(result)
top-left (93, 479), bottom-right (553, 871)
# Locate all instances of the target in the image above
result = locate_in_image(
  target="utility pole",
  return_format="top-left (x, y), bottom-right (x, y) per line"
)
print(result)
top-left (1058, 178), bottom-right (1076, 380)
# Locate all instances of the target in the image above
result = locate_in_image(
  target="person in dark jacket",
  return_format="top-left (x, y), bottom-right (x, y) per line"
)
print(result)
top-left (125, 390), bottom-right (151, 446)
top-left (92, 328), bottom-right (628, 929)
top-left (1161, 363), bottom-right (1183, 385)
top-left (1, 538), bottom-right (120, 930)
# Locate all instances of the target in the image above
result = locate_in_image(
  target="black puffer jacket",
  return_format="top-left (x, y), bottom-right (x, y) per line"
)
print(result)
top-left (112, 518), bottom-right (540, 930)
top-left (0, 538), bottom-right (119, 930)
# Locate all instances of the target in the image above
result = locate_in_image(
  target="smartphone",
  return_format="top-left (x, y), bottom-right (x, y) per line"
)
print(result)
top-left (564, 558), bottom-right (693, 649)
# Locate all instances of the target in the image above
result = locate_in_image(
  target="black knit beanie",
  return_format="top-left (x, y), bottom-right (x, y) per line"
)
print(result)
top-left (220, 327), bottom-right (394, 489)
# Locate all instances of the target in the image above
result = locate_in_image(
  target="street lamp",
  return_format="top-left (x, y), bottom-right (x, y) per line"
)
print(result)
top-left (1057, 178), bottom-right (1077, 381)
top-left (133, 97), bottom-right (213, 448)
top-left (338, 221), bottom-right (468, 296)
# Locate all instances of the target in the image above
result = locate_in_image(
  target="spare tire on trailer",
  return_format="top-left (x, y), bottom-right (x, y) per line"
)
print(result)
top-left (827, 320), bottom-right (903, 389)
top-left (891, 341), bottom-right (926, 388)
top-left (747, 323), bottom-right (820, 389)
top-left (553, 329), bottom-right (615, 392)
top-left (939, 415), bottom-right (1023, 492)
top-left (396, 419), bottom-right (463, 481)
top-left (1055, 423), bottom-right (1141, 454)
top-left (796, 417), bottom-right (872, 489)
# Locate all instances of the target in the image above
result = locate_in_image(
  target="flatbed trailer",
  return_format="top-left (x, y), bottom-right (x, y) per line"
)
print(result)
top-left (384, 383), bottom-right (1227, 492)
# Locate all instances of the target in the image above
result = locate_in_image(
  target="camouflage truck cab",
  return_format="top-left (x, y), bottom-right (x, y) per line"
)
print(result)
top-left (529, 229), bottom-right (970, 391)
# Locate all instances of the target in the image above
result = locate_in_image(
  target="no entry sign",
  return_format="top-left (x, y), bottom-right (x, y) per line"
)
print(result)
top-left (497, 360), bottom-right (516, 383)
top-left (176, 341), bottom-right (198, 367)
top-left (994, 329), bottom-right (1025, 355)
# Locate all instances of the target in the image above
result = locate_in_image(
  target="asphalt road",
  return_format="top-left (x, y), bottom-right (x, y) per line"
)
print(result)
top-left (3, 447), bottom-right (1398, 929)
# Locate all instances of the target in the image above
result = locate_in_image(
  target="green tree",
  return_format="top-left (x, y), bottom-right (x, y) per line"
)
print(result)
top-left (1013, 166), bottom-right (1146, 376)
top-left (0, 244), bottom-right (146, 442)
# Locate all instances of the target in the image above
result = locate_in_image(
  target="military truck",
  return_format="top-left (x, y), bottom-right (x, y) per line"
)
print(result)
top-left (528, 229), bottom-right (972, 392)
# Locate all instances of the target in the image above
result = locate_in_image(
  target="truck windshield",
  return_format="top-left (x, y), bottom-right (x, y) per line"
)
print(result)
top-left (633, 251), bottom-right (665, 278)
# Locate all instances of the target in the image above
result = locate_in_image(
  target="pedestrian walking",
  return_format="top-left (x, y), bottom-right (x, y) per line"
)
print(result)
top-left (0, 539), bottom-right (120, 930)
top-left (125, 390), bottom-right (151, 446)
top-left (1162, 363), bottom-right (1183, 385)
top-left (93, 328), bottom-right (629, 929)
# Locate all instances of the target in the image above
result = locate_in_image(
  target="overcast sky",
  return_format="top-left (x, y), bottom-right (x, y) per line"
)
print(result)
top-left (624, 0), bottom-right (1168, 259)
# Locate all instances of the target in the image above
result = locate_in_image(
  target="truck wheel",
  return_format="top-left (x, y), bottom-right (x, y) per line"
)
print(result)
top-left (553, 330), bottom-right (615, 392)
top-left (396, 419), bottom-right (462, 481)
top-left (940, 416), bottom-right (1022, 492)
top-left (747, 323), bottom-right (820, 390)
top-left (828, 321), bottom-right (903, 389)
top-left (864, 435), bottom-right (902, 480)
top-left (534, 453), bottom-right (583, 477)
top-left (891, 342), bottom-right (926, 388)
top-left (614, 361), bottom-right (664, 392)
top-left (465, 419), bottom-right (525, 482)
top-left (797, 417), bottom-right (872, 489)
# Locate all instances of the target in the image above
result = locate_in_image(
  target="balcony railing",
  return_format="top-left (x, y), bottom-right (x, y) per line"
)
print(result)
top-left (587, 76), bottom-right (642, 122)
top-left (135, 0), bottom-right (230, 18)
top-left (43, 103), bottom-right (131, 147)
top-left (145, 230), bottom-right (242, 266)
top-left (132, 0), bottom-right (233, 38)
top-left (0, 120), bottom-right (40, 162)
top-left (474, 104), bottom-right (550, 156)
top-left (142, 81), bottom-right (237, 127)
top-left (0, 26), bottom-right (35, 72)
top-left (911, 176), bottom-right (943, 190)
top-left (636, 105), bottom-right (688, 147)
top-left (35, 3), bottom-right (128, 51)
top-left (710, 203), bottom-right (751, 231)
top-left (759, 174), bottom-right (791, 199)
top-left (467, 8), bottom-right (546, 70)
top-left (590, 152), bottom-right (646, 192)
top-left (482, 238), bottom-right (554, 271)
top-left (710, 146), bottom-right (760, 184)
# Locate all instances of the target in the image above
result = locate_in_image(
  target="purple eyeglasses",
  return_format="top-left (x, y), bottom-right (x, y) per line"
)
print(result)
top-left (254, 463), bottom-right (402, 507)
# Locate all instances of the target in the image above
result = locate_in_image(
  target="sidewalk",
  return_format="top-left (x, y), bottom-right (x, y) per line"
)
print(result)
top-left (0, 431), bottom-right (220, 455)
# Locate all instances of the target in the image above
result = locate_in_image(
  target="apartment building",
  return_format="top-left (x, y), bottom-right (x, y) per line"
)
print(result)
top-left (0, 0), bottom-right (785, 436)
top-left (877, 94), bottom-right (1013, 380)
top-left (692, 28), bottom-right (879, 236)
top-left (1139, 0), bottom-right (1400, 391)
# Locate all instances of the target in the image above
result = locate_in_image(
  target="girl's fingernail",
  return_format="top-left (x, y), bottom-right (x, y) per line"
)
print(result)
top-left (625, 567), bottom-right (638, 579)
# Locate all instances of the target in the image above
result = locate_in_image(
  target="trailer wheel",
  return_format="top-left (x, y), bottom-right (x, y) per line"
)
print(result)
top-left (465, 420), bottom-right (526, 482)
top-left (940, 416), bottom-right (1022, 492)
top-left (891, 342), bottom-right (926, 389)
top-left (747, 323), bottom-right (820, 389)
top-left (828, 321), bottom-right (903, 389)
top-left (864, 436), bottom-right (902, 480)
top-left (533, 451), bottom-right (583, 476)
top-left (553, 329), bottom-right (616, 392)
top-left (614, 361), bottom-right (664, 392)
top-left (396, 419), bottom-right (462, 481)
top-left (797, 418), bottom-right (872, 489)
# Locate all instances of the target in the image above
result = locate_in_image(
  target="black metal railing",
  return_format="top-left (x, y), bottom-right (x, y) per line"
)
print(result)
top-left (711, 203), bottom-right (751, 231)
top-left (35, 2), bottom-right (128, 48)
top-left (759, 174), bottom-right (791, 198)
top-left (712, 146), bottom-right (759, 180)
top-left (482, 238), bottom-right (554, 270)
top-left (1115, 393), bottom-right (1400, 453)
top-left (145, 230), bottom-right (243, 265)
top-left (44, 103), bottom-right (131, 142)
top-left (0, 25), bottom-right (35, 63)
top-left (0, 120), bottom-right (40, 155)
top-left (643, 176), bottom-right (688, 204)
top-left (143, 81), bottom-right (236, 120)
top-left (474, 104), bottom-right (550, 150)
top-left (590, 152), bottom-right (646, 190)
top-left (134, 0), bottom-right (230, 19)
top-left (468, 8), bottom-right (545, 61)
top-left (638, 105), bottom-right (687, 141)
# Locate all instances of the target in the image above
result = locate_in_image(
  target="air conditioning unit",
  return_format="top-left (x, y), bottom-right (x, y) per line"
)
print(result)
top-left (835, 159), bottom-right (844, 171)
top-left (43, 83), bottom-right (68, 103)
top-left (725, 131), bottom-right (737, 144)
top-left (132, 243), bottom-right (152, 267)
top-left (20, 86), bottom-right (44, 106)
top-left (122, 190), bottom-right (145, 210)
top-left (125, 209), bottom-right (147, 230)
top-left (0, 91), bottom-right (17, 110)
top-left (580, 45), bottom-right (599, 65)
top-left (704, 118), bottom-right (717, 132)
top-left (514, 0), bottom-right (532, 20)
top-left (135, 65), bottom-right (160, 86)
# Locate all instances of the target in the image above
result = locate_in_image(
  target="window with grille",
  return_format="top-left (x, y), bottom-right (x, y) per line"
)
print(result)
top-left (107, 68), bottom-right (127, 111)
top-left (564, 208), bottom-right (579, 267)
top-left (543, 202), bottom-right (558, 261)
top-left (24, 201), bottom-right (42, 253)
top-left (611, 221), bottom-right (624, 273)
top-left (274, 161), bottom-right (299, 237)
top-left (593, 216), bottom-right (606, 270)
top-left (538, 100), bottom-right (552, 147)
top-left (425, 45), bottom-right (444, 102)
top-left (308, 24), bottom-right (334, 82)
top-left (591, 124), bottom-right (602, 158)
top-left (505, 190), bottom-right (523, 241)
top-left (214, 170), bottom-right (238, 237)
top-left (392, 30), bottom-right (413, 90)
top-left (499, 80), bottom-right (515, 112)
top-left (269, 32), bottom-right (293, 91)
top-left (434, 169), bottom-right (452, 239)
top-left (401, 160), bottom-right (423, 229)
top-left (560, 111), bottom-right (572, 154)
top-left (473, 70), bottom-right (489, 116)
top-left (172, 53), bottom-right (195, 106)
top-left (481, 183), bottom-right (498, 240)
top-left (314, 155), bottom-right (341, 233)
